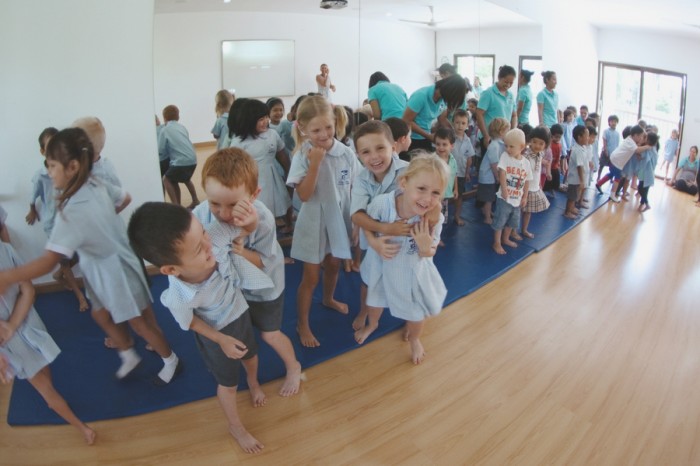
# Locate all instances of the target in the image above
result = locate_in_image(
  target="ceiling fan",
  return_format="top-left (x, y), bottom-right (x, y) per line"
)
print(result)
top-left (399, 5), bottom-right (447, 28)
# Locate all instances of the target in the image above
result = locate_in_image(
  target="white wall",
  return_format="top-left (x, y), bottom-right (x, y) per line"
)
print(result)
top-left (154, 12), bottom-right (435, 143)
top-left (0, 0), bottom-right (161, 280)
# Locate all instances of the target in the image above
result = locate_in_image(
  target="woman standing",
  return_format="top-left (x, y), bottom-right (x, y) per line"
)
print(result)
top-left (537, 71), bottom-right (561, 127)
top-left (475, 65), bottom-right (517, 149)
top-left (367, 72), bottom-right (408, 121)
top-left (516, 70), bottom-right (535, 126)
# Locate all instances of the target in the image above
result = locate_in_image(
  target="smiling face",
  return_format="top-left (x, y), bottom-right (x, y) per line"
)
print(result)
top-left (529, 137), bottom-right (547, 154)
top-left (269, 103), bottom-right (285, 125)
top-left (434, 137), bottom-right (454, 159)
top-left (168, 216), bottom-right (217, 283)
top-left (505, 139), bottom-right (525, 158)
top-left (255, 115), bottom-right (270, 134)
top-left (497, 74), bottom-right (515, 92)
top-left (399, 170), bottom-right (445, 218)
top-left (355, 132), bottom-right (394, 181)
top-left (204, 177), bottom-right (257, 226)
top-left (302, 113), bottom-right (335, 150)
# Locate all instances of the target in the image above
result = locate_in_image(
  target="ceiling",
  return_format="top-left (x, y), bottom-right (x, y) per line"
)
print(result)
top-left (154, 0), bottom-right (700, 37)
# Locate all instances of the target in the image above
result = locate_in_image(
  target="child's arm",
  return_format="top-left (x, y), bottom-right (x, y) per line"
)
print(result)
top-left (634, 145), bottom-right (652, 155)
top-left (411, 217), bottom-right (437, 258)
top-left (115, 193), bottom-right (131, 214)
top-left (498, 167), bottom-right (508, 195)
top-left (520, 180), bottom-right (530, 208)
top-left (0, 279), bottom-right (35, 346)
top-left (25, 204), bottom-right (39, 225)
top-left (275, 148), bottom-right (291, 176)
top-left (230, 199), bottom-right (259, 235)
top-left (475, 109), bottom-right (490, 147)
top-left (453, 175), bottom-right (459, 199)
top-left (295, 147), bottom-right (324, 201)
top-left (351, 211), bottom-right (411, 237)
top-left (0, 251), bottom-right (62, 294)
top-left (189, 316), bottom-right (249, 360)
top-left (231, 237), bottom-right (263, 269)
top-left (362, 228), bottom-right (400, 260)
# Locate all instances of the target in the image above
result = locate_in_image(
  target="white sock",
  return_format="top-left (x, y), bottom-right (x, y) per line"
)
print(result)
top-left (116, 348), bottom-right (141, 379)
top-left (157, 352), bottom-right (179, 383)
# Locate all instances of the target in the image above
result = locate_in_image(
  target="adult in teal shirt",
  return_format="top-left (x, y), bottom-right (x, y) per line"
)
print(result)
top-left (516, 69), bottom-right (534, 126)
top-left (537, 70), bottom-right (561, 127)
top-left (402, 75), bottom-right (468, 151)
top-left (475, 65), bottom-right (517, 148)
top-left (367, 72), bottom-right (408, 121)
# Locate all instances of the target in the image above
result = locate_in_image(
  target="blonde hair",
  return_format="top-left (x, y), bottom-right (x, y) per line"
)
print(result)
top-left (201, 148), bottom-right (258, 195)
top-left (334, 105), bottom-right (348, 141)
top-left (398, 153), bottom-right (449, 198)
top-left (72, 116), bottom-right (106, 157)
top-left (292, 95), bottom-right (334, 154)
top-left (487, 117), bottom-right (510, 139)
top-left (504, 128), bottom-right (526, 146)
top-left (214, 89), bottom-right (235, 117)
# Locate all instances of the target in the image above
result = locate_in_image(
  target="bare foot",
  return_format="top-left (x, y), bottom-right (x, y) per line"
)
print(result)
top-left (402, 326), bottom-right (410, 341)
top-left (409, 339), bottom-right (426, 365)
top-left (354, 323), bottom-right (378, 345)
top-left (352, 313), bottom-right (367, 331)
top-left (564, 212), bottom-right (577, 220)
top-left (455, 217), bottom-right (465, 226)
top-left (279, 361), bottom-right (302, 397)
top-left (522, 231), bottom-right (535, 239)
top-left (502, 239), bottom-right (518, 248)
top-left (284, 257), bottom-right (295, 265)
top-left (493, 244), bottom-right (506, 255)
top-left (229, 424), bottom-right (264, 454)
top-left (297, 325), bottom-right (320, 347)
top-left (322, 299), bottom-right (348, 314)
top-left (78, 296), bottom-right (89, 312)
top-left (510, 232), bottom-right (523, 241)
top-left (247, 381), bottom-right (267, 408)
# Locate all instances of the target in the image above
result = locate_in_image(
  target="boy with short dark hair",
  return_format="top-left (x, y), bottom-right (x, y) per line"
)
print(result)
top-left (158, 105), bottom-right (200, 209)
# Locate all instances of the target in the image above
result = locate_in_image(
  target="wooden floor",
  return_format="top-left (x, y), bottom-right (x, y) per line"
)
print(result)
top-left (2, 182), bottom-right (700, 465)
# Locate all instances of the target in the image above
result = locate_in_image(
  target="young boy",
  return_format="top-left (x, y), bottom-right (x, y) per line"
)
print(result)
top-left (433, 127), bottom-right (458, 225)
top-left (192, 148), bottom-right (302, 398)
top-left (452, 109), bottom-right (476, 226)
top-left (543, 124), bottom-right (564, 195)
top-left (73, 116), bottom-right (122, 187)
top-left (158, 105), bottom-right (201, 209)
top-left (609, 125), bottom-right (651, 203)
top-left (597, 115), bottom-right (620, 187)
top-left (492, 128), bottom-right (531, 255)
top-left (128, 202), bottom-right (269, 454)
top-left (565, 125), bottom-right (589, 218)
top-left (384, 117), bottom-right (412, 161)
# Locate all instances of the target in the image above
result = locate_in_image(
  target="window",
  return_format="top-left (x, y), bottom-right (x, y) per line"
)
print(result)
top-left (518, 56), bottom-right (542, 126)
top-left (454, 54), bottom-right (495, 91)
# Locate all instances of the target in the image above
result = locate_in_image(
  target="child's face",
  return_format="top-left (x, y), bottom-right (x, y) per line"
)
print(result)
top-left (355, 133), bottom-right (394, 180)
top-left (452, 116), bottom-right (468, 135)
top-left (400, 171), bottom-right (444, 217)
top-left (46, 158), bottom-right (78, 190)
top-left (505, 139), bottom-right (526, 158)
top-left (395, 133), bottom-right (411, 153)
top-left (204, 177), bottom-right (258, 226)
top-left (169, 216), bottom-right (216, 280)
top-left (39, 136), bottom-right (51, 157)
top-left (269, 104), bottom-right (285, 125)
top-left (551, 133), bottom-right (562, 144)
top-left (529, 137), bottom-right (546, 154)
top-left (672, 130), bottom-right (679, 139)
top-left (565, 113), bottom-right (574, 123)
top-left (256, 115), bottom-right (270, 134)
top-left (302, 114), bottom-right (335, 150)
top-left (631, 132), bottom-right (645, 145)
top-left (576, 129), bottom-right (590, 145)
top-left (467, 101), bottom-right (477, 113)
top-left (609, 119), bottom-right (618, 129)
top-left (587, 132), bottom-right (597, 145)
top-left (580, 108), bottom-right (588, 119)
top-left (434, 137), bottom-right (454, 159)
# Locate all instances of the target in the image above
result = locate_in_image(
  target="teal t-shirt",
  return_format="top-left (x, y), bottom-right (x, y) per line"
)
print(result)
top-left (407, 84), bottom-right (442, 140)
top-left (536, 88), bottom-right (559, 127)
top-left (477, 84), bottom-right (516, 129)
top-left (517, 84), bottom-right (532, 125)
top-left (368, 81), bottom-right (408, 120)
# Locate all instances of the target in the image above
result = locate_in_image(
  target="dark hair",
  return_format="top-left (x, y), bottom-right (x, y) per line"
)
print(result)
top-left (645, 132), bottom-right (659, 146)
top-left (550, 123), bottom-right (564, 136)
top-left (520, 124), bottom-right (533, 140)
top-left (589, 112), bottom-right (599, 120)
top-left (353, 120), bottom-right (394, 147)
top-left (529, 126), bottom-right (551, 146)
top-left (384, 117), bottom-right (410, 140)
top-left (580, 105), bottom-right (589, 111)
top-left (231, 99), bottom-right (269, 139)
top-left (630, 125), bottom-right (645, 136)
top-left (434, 126), bottom-right (456, 144)
top-left (541, 71), bottom-right (556, 84)
top-left (498, 65), bottom-right (516, 79)
top-left (368, 71), bottom-right (390, 88)
top-left (622, 126), bottom-right (632, 139)
top-left (227, 97), bottom-right (249, 135)
top-left (586, 125), bottom-right (598, 136)
top-left (162, 105), bottom-right (179, 122)
top-left (266, 97), bottom-right (284, 112)
top-left (128, 202), bottom-right (192, 267)
top-left (435, 75), bottom-right (468, 110)
top-left (585, 117), bottom-right (597, 127)
top-left (289, 95), bottom-right (308, 120)
top-left (437, 63), bottom-right (457, 76)
top-left (467, 98), bottom-right (478, 107)
top-left (45, 127), bottom-right (94, 209)
top-left (572, 125), bottom-right (588, 143)
top-left (608, 114), bottom-right (619, 123)
top-left (453, 109), bottom-right (469, 120)
top-left (38, 127), bottom-right (59, 150)
top-left (520, 69), bottom-right (534, 83)
top-left (563, 109), bottom-right (574, 121)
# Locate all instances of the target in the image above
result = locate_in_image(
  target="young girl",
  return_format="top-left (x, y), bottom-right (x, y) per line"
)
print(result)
top-left (0, 128), bottom-right (181, 384)
top-left (360, 154), bottom-right (448, 364)
top-left (286, 96), bottom-right (362, 347)
top-left (520, 126), bottom-right (551, 238)
top-left (266, 97), bottom-right (285, 133)
top-left (212, 89), bottom-right (234, 150)
top-left (476, 118), bottom-right (510, 224)
top-left (276, 95), bottom-right (308, 155)
top-left (230, 99), bottom-right (293, 231)
top-left (0, 241), bottom-right (95, 444)
top-left (659, 129), bottom-right (679, 182)
top-left (637, 132), bottom-right (659, 212)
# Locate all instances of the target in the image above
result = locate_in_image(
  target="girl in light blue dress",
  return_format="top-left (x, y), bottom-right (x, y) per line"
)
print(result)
top-left (360, 154), bottom-right (449, 364)
top-left (0, 241), bottom-right (96, 444)
top-left (211, 89), bottom-right (234, 150)
top-left (0, 128), bottom-right (181, 384)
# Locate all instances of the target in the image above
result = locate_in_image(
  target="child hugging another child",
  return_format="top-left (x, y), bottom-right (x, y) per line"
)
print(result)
top-left (492, 128), bottom-right (531, 254)
top-left (286, 95), bottom-right (362, 348)
top-left (520, 126), bottom-right (551, 238)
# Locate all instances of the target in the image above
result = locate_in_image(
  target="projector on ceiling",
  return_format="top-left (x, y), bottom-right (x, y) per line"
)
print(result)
top-left (320, 0), bottom-right (347, 9)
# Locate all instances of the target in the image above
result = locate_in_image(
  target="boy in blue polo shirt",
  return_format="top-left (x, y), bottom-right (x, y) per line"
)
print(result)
top-left (158, 105), bottom-right (201, 209)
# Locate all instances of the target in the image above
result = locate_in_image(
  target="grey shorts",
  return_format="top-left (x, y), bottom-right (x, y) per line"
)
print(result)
top-left (567, 183), bottom-right (580, 201)
top-left (476, 182), bottom-right (497, 203)
top-left (247, 292), bottom-right (284, 332)
top-left (193, 310), bottom-right (258, 387)
top-left (492, 197), bottom-right (520, 231)
top-left (456, 176), bottom-right (466, 195)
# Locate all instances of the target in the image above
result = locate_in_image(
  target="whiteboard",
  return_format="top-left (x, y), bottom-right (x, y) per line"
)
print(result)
top-left (221, 40), bottom-right (295, 97)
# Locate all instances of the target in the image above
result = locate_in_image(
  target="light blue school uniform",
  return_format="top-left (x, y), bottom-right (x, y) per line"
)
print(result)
top-left (603, 128), bottom-right (620, 155)
top-left (561, 121), bottom-right (575, 155)
top-left (567, 143), bottom-right (587, 185)
top-left (211, 113), bottom-right (230, 151)
top-left (157, 121), bottom-right (197, 167)
top-left (230, 131), bottom-right (291, 218)
top-left (453, 134), bottom-right (476, 177)
top-left (287, 139), bottom-right (362, 263)
top-left (478, 138), bottom-right (504, 184)
top-left (478, 84), bottom-right (516, 130)
top-left (368, 81), bottom-right (408, 120)
top-left (443, 154), bottom-right (457, 198)
top-left (637, 148), bottom-right (658, 187)
top-left (663, 138), bottom-right (679, 162)
top-left (30, 166), bottom-right (57, 235)
top-left (156, 125), bottom-right (167, 162)
top-left (92, 157), bottom-right (122, 187)
top-left (275, 119), bottom-right (295, 155)
top-left (360, 191), bottom-right (446, 322)
top-left (47, 179), bottom-right (151, 323)
top-left (575, 116), bottom-right (586, 126)
top-left (0, 243), bottom-right (60, 380)
top-left (0, 205), bottom-right (6, 225)
top-left (517, 84), bottom-right (532, 125)
top-left (536, 88), bottom-right (559, 127)
top-left (407, 84), bottom-right (443, 141)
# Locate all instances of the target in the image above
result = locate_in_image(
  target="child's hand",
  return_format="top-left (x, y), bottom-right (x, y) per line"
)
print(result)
top-left (520, 196), bottom-right (528, 208)
top-left (308, 146), bottom-right (327, 166)
top-left (25, 209), bottom-right (39, 225)
top-left (231, 237), bottom-right (245, 256)
top-left (0, 321), bottom-right (15, 346)
top-left (465, 173), bottom-right (471, 182)
top-left (368, 235), bottom-right (400, 260)
top-left (231, 199), bottom-right (258, 229)
top-left (411, 218), bottom-right (434, 257)
top-left (383, 220), bottom-right (411, 237)
top-left (351, 224), bottom-right (359, 247)
top-left (220, 335), bottom-right (249, 359)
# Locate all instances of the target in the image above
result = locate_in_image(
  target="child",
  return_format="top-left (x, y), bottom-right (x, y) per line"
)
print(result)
top-left (477, 118), bottom-right (510, 224)
top-left (286, 96), bottom-right (362, 347)
top-left (128, 203), bottom-right (267, 454)
top-left (597, 115), bottom-right (620, 187)
top-left (520, 126), bottom-right (551, 238)
top-left (467, 98), bottom-right (480, 157)
top-left (544, 124), bottom-right (564, 195)
top-left (193, 148), bottom-right (302, 397)
top-left (384, 117), bottom-right (412, 161)
top-left (349, 121), bottom-right (410, 343)
top-left (565, 125), bottom-right (589, 218)
top-left (659, 129), bottom-right (680, 182)
top-left (0, 128), bottom-right (181, 384)
top-left (212, 89), bottom-right (234, 150)
top-left (360, 154), bottom-right (449, 364)
top-left (492, 128), bottom-right (531, 254)
top-left (637, 132), bottom-right (659, 212)
top-left (230, 99), bottom-right (293, 232)
top-left (266, 97), bottom-right (286, 134)
top-left (587, 125), bottom-right (599, 186)
top-left (26, 127), bottom-right (88, 312)
top-left (0, 241), bottom-right (96, 445)
top-left (276, 95), bottom-right (308, 155)
top-left (560, 108), bottom-right (575, 175)
top-left (158, 105), bottom-right (200, 209)
top-left (433, 127), bottom-right (458, 225)
top-left (0, 206), bottom-right (8, 243)
top-left (575, 105), bottom-right (589, 126)
top-left (609, 125), bottom-right (650, 203)
top-left (73, 117), bottom-right (121, 188)
top-left (452, 109), bottom-right (476, 225)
